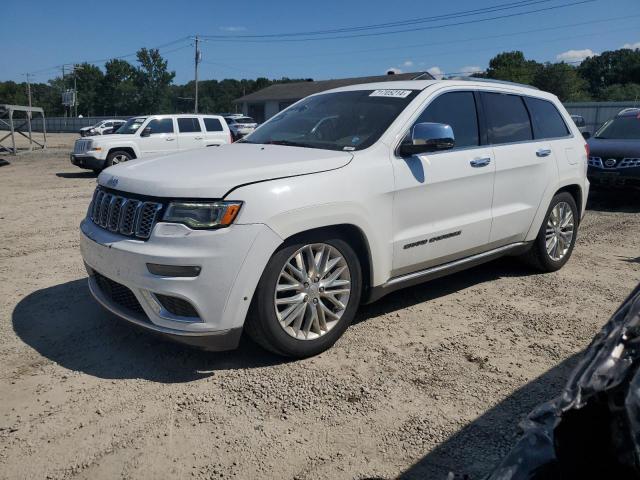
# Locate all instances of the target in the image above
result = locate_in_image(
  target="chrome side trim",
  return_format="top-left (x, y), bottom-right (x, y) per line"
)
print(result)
top-left (385, 242), bottom-right (527, 287)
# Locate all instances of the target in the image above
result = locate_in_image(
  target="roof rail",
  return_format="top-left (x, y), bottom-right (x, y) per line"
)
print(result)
top-left (451, 77), bottom-right (539, 90)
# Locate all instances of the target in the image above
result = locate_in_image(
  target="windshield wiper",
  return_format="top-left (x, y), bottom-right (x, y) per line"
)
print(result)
top-left (265, 139), bottom-right (313, 148)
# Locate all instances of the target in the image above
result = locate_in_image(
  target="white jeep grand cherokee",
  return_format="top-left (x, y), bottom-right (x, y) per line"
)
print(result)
top-left (80, 79), bottom-right (589, 358)
top-left (71, 114), bottom-right (232, 173)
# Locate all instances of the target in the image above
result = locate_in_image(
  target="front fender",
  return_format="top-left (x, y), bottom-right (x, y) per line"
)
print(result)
top-left (231, 164), bottom-right (394, 287)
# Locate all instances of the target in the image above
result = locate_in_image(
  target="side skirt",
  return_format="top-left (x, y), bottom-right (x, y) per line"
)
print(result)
top-left (362, 241), bottom-right (532, 304)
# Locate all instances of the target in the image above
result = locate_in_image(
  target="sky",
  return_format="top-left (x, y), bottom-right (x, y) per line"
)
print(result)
top-left (1, 0), bottom-right (639, 84)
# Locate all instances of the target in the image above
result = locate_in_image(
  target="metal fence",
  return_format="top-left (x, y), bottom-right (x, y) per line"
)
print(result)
top-left (564, 101), bottom-right (639, 134)
top-left (0, 116), bottom-right (130, 133)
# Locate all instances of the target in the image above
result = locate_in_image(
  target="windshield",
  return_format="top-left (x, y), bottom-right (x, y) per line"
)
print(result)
top-left (116, 117), bottom-right (146, 135)
top-left (241, 89), bottom-right (419, 151)
top-left (595, 115), bottom-right (640, 140)
top-left (235, 117), bottom-right (255, 123)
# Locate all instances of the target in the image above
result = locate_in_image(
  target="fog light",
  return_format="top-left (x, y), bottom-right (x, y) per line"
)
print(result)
top-left (146, 264), bottom-right (201, 277)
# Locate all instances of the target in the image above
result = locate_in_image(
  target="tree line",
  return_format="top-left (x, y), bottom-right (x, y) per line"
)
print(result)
top-left (473, 48), bottom-right (640, 102)
top-left (1, 47), bottom-right (639, 117)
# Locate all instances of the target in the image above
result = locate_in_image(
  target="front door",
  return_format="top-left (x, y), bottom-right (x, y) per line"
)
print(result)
top-left (392, 91), bottom-right (495, 277)
top-left (138, 117), bottom-right (178, 156)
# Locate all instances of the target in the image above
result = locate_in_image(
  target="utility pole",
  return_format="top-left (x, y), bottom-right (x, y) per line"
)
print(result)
top-left (62, 65), bottom-right (66, 118)
top-left (194, 35), bottom-right (201, 113)
top-left (73, 68), bottom-right (77, 117)
top-left (72, 65), bottom-right (81, 117)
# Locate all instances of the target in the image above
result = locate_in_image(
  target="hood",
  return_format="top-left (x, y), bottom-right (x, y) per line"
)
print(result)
top-left (588, 137), bottom-right (640, 158)
top-left (89, 134), bottom-right (135, 143)
top-left (98, 143), bottom-right (353, 198)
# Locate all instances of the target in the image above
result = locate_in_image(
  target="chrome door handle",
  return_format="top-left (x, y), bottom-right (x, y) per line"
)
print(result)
top-left (165, 137), bottom-right (175, 141)
top-left (470, 157), bottom-right (491, 168)
top-left (194, 137), bottom-right (203, 140)
top-left (536, 148), bottom-right (552, 157)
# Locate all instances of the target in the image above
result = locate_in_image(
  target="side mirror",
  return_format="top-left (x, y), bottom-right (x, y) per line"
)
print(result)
top-left (582, 131), bottom-right (591, 140)
top-left (140, 127), bottom-right (152, 137)
top-left (399, 122), bottom-right (455, 156)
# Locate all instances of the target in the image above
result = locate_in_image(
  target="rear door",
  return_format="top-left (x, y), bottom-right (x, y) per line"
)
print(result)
top-left (176, 117), bottom-right (204, 150)
top-left (392, 90), bottom-right (496, 276)
top-left (481, 92), bottom-right (559, 245)
top-left (202, 117), bottom-right (230, 145)
top-left (137, 117), bottom-right (178, 156)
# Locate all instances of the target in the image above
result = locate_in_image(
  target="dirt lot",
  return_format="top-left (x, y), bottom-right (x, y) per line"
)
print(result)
top-left (1, 135), bottom-right (639, 480)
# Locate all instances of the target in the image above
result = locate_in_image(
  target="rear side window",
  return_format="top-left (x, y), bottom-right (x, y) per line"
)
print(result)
top-left (147, 118), bottom-right (174, 134)
top-left (203, 118), bottom-right (223, 132)
top-left (177, 118), bottom-right (202, 133)
top-left (482, 93), bottom-right (532, 144)
top-left (414, 91), bottom-right (479, 148)
top-left (525, 97), bottom-right (569, 139)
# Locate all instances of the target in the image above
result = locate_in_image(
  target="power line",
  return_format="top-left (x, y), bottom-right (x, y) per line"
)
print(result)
top-left (201, 0), bottom-right (596, 43)
top-left (201, 0), bottom-right (553, 39)
top-left (207, 13), bottom-right (640, 64)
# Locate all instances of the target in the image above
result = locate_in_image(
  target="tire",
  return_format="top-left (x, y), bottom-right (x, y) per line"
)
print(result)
top-left (106, 150), bottom-right (133, 167)
top-left (521, 192), bottom-right (579, 272)
top-left (245, 234), bottom-right (362, 358)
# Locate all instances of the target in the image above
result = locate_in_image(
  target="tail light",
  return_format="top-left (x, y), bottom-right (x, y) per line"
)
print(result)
top-left (584, 143), bottom-right (590, 157)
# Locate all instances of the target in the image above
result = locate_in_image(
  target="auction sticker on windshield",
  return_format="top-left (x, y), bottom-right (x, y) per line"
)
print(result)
top-left (369, 89), bottom-right (413, 98)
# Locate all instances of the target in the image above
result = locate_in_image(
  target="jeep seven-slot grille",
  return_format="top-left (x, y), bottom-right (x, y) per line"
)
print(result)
top-left (90, 187), bottom-right (163, 239)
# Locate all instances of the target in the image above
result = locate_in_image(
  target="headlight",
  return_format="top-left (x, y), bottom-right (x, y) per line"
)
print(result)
top-left (163, 201), bottom-right (242, 229)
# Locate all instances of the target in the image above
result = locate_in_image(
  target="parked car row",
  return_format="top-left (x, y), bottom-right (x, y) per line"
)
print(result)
top-left (78, 114), bottom-right (258, 140)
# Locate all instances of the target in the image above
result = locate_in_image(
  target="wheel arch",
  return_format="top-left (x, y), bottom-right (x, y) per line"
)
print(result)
top-left (556, 184), bottom-right (583, 219)
top-left (526, 181), bottom-right (585, 241)
top-left (107, 146), bottom-right (137, 159)
top-left (281, 224), bottom-right (374, 302)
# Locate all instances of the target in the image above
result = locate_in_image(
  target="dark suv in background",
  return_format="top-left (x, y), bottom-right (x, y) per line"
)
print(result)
top-left (588, 108), bottom-right (640, 189)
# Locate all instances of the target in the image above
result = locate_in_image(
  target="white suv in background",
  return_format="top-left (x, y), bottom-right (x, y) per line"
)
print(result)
top-left (224, 115), bottom-right (258, 140)
top-left (80, 79), bottom-right (589, 358)
top-left (79, 119), bottom-right (126, 137)
top-left (71, 114), bottom-right (232, 172)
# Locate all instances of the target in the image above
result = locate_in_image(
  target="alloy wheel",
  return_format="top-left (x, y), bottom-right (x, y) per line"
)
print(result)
top-left (274, 243), bottom-right (351, 340)
top-left (545, 201), bottom-right (574, 261)
top-left (112, 154), bottom-right (129, 164)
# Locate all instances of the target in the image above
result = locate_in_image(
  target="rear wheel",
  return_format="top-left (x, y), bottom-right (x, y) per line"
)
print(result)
top-left (106, 150), bottom-right (132, 167)
top-left (245, 235), bottom-right (362, 358)
top-left (522, 192), bottom-right (578, 272)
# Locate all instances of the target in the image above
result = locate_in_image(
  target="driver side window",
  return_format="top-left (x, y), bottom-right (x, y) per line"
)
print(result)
top-left (414, 91), bottom-right (480, 149)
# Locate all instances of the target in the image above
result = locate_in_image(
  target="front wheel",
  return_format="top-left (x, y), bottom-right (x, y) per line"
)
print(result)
top-left (106, 150), bottom-right (132, 167)
top-left (521, 192), bottom-right (579, 272)
top-left (245, 236), bottom-right (362, 358)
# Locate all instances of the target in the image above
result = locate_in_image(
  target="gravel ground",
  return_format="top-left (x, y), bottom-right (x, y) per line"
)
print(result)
top-left (1, 136), bottom-right (639, 480)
